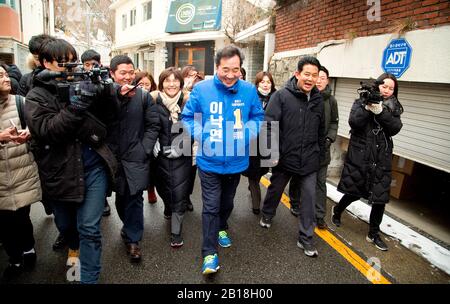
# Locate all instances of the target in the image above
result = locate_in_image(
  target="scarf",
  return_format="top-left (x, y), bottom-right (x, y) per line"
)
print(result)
top-left (258, 86), bottom-right (271, 96)
top-left (160, 91), bottom-right (182, 122)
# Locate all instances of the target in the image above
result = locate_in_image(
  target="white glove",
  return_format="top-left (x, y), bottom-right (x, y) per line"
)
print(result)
top-left (153, 139), bottom-right (160, 158)
top-left (365, 103), bottom-right (383, 115)
top-left (165, 146), bottom-right (181, 159)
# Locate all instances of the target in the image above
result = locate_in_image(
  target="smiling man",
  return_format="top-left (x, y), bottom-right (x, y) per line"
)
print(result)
top-left (182, 45), bottom-right (264, 275)
top-left (259, 56), bottom-right (325, 258)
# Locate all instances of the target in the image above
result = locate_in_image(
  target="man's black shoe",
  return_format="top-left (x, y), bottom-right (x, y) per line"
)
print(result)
top-left (366, 234), bottom-right (388, 251)
top-left (126, 243), bottom-right (142, 263)
top-left (316, 218), bottom-right (327, 229)
top-left (2, 264), bottom-right (23, 282)
top-left (331, 205), bottom-right (341, 227)
top-left (290, 205), bottom-right (300, 217)
top-left (186, 198), bottom-right (194, 212)
top-left (52, 233), bottom-right (67, 251)
top-left (23, 251), bottom-right (37, 271)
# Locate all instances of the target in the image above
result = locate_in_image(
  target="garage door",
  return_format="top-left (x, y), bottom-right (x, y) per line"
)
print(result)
top-left (334, 78), bottom-right (450, 173)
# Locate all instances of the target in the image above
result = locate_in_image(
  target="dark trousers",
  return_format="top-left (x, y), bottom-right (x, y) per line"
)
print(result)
top-left (188, 165), bottom-right (197, 195)
top-left (262, 167), bottom-right (316, 245)
top-left (115, 185), bottom-right (144, 244)
top-left (335, 194), bottom-right (385, 235)
top-left (290, 164), bottom-right (328, 220)
top-left (248, 177), bottom-right (262, 210)
top-left (0, 205), bottom-right (35, 264)
top-left (198, 168), bottom-right (241, 257)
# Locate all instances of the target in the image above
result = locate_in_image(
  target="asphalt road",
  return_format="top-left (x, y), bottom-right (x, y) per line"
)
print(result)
top-left (1, 174), bottom-right (448, 285)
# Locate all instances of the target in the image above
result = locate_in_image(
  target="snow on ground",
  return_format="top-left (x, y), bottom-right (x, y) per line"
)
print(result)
top-left (327, 183), bottom-right (450, 276)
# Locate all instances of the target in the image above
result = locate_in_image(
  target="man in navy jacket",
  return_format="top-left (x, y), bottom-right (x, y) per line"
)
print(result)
top-left (182, 45), bottom-right (264, 275)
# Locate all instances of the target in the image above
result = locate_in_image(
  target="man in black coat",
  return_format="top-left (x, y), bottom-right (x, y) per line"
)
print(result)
top-left (17, 34), bottom-right (53, 97)
top-left (259, 56), bottom-right (325, 257)
top-left (289, 66), bottom-right (339, 229)
top-left (6, 64), bottom-right (22, 95)
top-left (24, 38), bottom-right (118, 283)
top-left (110, 55), bottom-right (154, 263)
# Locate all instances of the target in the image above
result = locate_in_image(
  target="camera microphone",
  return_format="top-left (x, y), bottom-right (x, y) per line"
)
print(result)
top-left (36, 70), bottom-right (64, 81)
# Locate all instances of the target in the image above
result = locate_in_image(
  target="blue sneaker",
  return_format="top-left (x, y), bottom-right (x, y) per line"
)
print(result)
top-left (202, 254), bottom-right (219, 275)
top-left (218, 230), bottom-right (232, 248)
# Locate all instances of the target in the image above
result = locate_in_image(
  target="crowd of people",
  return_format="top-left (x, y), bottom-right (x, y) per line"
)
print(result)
top-left (0, 34), bottom-right (403, 283)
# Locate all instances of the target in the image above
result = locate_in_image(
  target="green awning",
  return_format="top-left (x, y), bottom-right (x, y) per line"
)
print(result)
top-left (165, 0), bottom-right (222, 33)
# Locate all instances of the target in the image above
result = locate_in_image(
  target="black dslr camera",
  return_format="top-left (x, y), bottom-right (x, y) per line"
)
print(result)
top-left (357, 80), bottom-right (384, 105)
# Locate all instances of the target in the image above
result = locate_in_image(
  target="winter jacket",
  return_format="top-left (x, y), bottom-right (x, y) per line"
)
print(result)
top-left (149, 91), bottom-right (192, 210)
top-left (321, 85), bottom-right (339, 165)
top-left (114, 88), bottom-right (154, 196)
top-left (0, 95), bottom-right (42, 211)
top-left (243, 89), bottom-right (274, 179)
top-left (181, 74), bottom-right (264, 175)
top-left (264, 76), bottom-right (326, 176)
top-left (337, 96), bottom-right (403, 204)
top-left (7, 65), bottom-right (22, 95)
top-left (18, 66), bottom-right (44, 97)
top-left (24, 76), bottom-right (118, 203)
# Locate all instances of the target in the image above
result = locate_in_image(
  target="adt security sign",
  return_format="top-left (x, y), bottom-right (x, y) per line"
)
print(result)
top-left (382, 38), bottom-right (412, 78)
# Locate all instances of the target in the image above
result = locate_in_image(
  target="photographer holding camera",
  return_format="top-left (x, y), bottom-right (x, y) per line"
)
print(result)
top-left (24, 39), bottom-right (118, 283)
top-left (332, 73), bottom-right (404, 251)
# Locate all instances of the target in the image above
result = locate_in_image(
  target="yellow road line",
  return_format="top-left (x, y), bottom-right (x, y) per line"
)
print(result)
top-left (260, 176), bottom-right (391, 284)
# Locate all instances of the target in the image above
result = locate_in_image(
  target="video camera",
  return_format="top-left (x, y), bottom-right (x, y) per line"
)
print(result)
top-left (36, 62), bottom-right (114, 101)
top-left (357, 80), bottom-right (384, 105)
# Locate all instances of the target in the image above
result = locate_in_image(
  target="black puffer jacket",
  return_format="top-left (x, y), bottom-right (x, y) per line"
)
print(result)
top-left (264, 76), bottom-right (325, 175)
top-left (24, 77), bottom-right (118, 203)
top-left (18, 67), bottom-right (44, 97)
top-left (321, 85), bottom-right (339, 165)
top-left (149, 92), bottom-right (192, 211)
top-left (337, 96), bottom-right (403, 204)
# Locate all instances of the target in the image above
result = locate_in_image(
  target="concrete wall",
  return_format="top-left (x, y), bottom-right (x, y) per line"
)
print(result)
top-left (0, 7), bottom-right (21, 40)
top-left (21, 0), bottom-right (45, 44)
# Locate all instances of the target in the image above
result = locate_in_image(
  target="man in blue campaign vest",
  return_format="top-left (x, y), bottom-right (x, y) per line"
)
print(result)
top-left (182, 45), bottom-right (264, 275)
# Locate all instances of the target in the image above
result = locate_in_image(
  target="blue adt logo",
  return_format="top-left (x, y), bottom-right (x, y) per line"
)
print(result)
top-left (382, 38), bottom-right (412, 78)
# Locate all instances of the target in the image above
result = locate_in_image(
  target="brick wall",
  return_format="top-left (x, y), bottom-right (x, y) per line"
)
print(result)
top-left (275, 0), bottom-right (450, 52)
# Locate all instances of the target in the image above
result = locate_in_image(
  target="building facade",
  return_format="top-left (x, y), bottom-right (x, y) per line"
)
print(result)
top-left (110, 0), bottom-right (229, 79)
top-left (0, 0), bottom-right (54, 72)
top-left (270, 0), bottom-right (450, 182)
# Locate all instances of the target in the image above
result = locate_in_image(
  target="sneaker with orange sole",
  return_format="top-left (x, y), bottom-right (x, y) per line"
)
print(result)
top-left (66, 249), bottom-right (80, 266)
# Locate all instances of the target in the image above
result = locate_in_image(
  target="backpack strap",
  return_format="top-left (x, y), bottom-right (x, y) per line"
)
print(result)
top-left (15, 95), bottom-right (26, 129)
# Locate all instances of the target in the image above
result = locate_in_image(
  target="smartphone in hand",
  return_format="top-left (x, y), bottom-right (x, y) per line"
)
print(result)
top-left (9, 119), bottom-right (18, 135)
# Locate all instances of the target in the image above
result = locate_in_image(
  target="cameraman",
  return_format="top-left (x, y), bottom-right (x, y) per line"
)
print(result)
top-left (332, 73), bottom-right (404, 251)
top-left (24, 38), bottom-right (118, 283)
